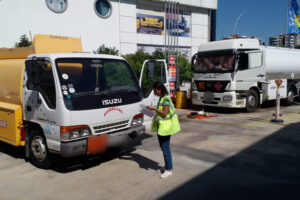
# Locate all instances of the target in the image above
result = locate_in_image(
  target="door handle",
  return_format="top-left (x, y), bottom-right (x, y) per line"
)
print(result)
top-left (26, 106), bottom-right (32, 112)
top-left (257, 74), bottom-right (265, 77)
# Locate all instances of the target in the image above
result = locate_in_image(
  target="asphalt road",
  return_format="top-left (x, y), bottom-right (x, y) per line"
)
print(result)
top-left (1, 103), bottom-right (300, 200)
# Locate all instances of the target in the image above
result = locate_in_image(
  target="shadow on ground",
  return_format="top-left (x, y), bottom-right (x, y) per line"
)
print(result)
top-left (51, 133), bottom-right (153, 173)
top-left (0, 141), bottom-right (25, 159)
top-left (0, 133), bottom-right (154, 173)
top-left (159, 122), bottom-right (300, 200)
top-left (119, 152), bottom-right (161, 171)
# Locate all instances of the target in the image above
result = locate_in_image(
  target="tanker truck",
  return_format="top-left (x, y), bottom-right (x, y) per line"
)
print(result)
top-left (0, 34), bottom-right (148, 169)
top-left (191, 38), bottom-right (300, 112)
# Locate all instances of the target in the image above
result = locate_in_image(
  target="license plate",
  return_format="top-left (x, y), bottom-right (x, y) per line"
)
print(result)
top-left (203, 92), bottom-right (214, 103)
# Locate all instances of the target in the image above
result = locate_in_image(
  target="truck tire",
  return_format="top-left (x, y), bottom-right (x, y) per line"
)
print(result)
top-left (27, 130), bottom-right (51, 169)
top-left (246, 89), bottom-right (258, 112)
top-left (284, 85), bottom-right (296, 106)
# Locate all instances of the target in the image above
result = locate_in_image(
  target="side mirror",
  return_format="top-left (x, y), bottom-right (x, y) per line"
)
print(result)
top-left (146, 61), bottom-right (155, 79)
top-left (191, 54), bottom-right (197, 71)
top-left (191, 54), bottom-right (197, 66)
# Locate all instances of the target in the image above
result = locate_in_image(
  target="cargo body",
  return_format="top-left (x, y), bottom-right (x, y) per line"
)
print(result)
top-left (0, 34), bottom-right (146, 168)
top-left (191, 39), bottom-right (300, 112)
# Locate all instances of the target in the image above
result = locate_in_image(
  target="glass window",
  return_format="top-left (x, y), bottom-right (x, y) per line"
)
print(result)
top-left (141, 61), bottom-right (166, 98)
top-left (94, 0), bottom-right (112, 19)
top-left (103, 61), bottom-right (137, 90)
top-left (56, 58), bottom-right (142, 110)
top-left (45, 0), bottom-right (68, 13)
top-left (237, 53), bottom-right (248, 70)
top-left (248, 52), bottom-right (262, 69)
top-left (194, 51), bottom-right (235, 73)
top-left (37, 60), bottom-right (56, 109)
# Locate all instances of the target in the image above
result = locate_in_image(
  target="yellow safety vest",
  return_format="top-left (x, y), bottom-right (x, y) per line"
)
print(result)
top-left (151, 95), bottom-right (181, 136)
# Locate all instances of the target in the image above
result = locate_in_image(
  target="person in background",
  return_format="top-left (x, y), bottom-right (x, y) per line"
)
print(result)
top-left (146, 81), bottom-right (181, 178)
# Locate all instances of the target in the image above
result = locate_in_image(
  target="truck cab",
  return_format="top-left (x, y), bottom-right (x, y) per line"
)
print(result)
top-left (192, 39), bottom-right (263, 112)
top-left (0, 34), bottom-right (169, 168)
top-left (24, 53), bottom-right (145, 167)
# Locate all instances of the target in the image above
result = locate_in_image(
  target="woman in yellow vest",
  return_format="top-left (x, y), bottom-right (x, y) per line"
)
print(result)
top-left (146, 81), bottom-right (181, 178)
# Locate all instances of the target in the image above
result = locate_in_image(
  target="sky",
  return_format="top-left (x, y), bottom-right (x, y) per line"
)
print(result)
top-left (216, 0), bottom-right (288, 45)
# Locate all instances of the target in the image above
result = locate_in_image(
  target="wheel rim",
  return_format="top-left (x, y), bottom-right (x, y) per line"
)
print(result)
top-left (31, 136), bottom-right (47, 162)
top-left (288, 90), bottom-right (295, 103)
top-left (247, 95), bottom-right (256, 107)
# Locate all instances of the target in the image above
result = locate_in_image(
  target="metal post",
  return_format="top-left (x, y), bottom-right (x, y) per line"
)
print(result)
top-left (171, 1), bottom-right (175, 55)
top-left (164, 0), bottom-right (167, 61)
top-left (210, 10), bottom-right (217, 41)
top-left (271, 87), bottom-right (284, 123)
top-left (176, 2), bottom-right (180, 90)
top-left (170, 1), bottom-right (173, 54)
top-left (167, 0), bottom-right (171, 63)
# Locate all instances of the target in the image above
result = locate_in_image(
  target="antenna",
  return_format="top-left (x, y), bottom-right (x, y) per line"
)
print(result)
top-left (232, 12), bottom-right (244, 38)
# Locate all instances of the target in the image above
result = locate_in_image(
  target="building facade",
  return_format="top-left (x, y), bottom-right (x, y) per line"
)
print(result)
top-left (269, 35), bottom-right (285, 47)
top-left (0, 0), bottom-right (217, 58)
top-left (269, 34), bottom-right (300, 48)
top-left (285, 34), bottom-right (300, 48)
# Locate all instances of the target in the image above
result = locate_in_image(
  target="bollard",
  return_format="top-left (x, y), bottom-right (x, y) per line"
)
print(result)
top-left (271, 80), bottom-right (284, 123)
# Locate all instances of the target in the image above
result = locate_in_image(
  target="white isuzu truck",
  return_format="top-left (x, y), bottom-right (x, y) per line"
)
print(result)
top-left (0, 34), bottom-right (168, 168)
top-left (191, 38), bottom-right (300, 112)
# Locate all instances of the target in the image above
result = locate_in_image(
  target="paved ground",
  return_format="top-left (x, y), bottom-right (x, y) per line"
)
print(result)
top-left (1, 103), bottom-right (300, 200)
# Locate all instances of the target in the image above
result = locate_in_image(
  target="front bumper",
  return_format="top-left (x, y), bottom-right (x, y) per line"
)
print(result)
top-left (59, 125), bottom-right (145, 158)
top-left (192, 91), bottom-right (246, 108)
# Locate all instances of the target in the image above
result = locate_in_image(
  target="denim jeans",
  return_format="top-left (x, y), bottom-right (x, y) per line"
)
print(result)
top-left (157, 134), bottom-right (173, 170)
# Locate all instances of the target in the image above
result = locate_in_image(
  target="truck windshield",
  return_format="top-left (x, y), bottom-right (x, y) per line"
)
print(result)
top-left (193, 51), bottom-right (235, 73)
top-left (55, 58), bottom-right (142, 110)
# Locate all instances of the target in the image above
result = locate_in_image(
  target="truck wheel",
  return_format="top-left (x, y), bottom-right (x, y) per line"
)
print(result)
top-left (284, 86), bottom-right (296, 106)
top-left (246, 90), bottom-right (258, 112)
top-left (28, 130), bottom-right (51, 169)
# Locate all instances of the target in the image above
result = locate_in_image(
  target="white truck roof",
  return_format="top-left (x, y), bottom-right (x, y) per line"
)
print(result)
top-left (29, 53), bottom-right (125, 61)
top-left (198, 39), bottom-right (260, 52)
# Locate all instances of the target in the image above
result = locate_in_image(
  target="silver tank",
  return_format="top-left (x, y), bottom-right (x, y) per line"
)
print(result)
top-left (263, 46), bottom-right (300, 77)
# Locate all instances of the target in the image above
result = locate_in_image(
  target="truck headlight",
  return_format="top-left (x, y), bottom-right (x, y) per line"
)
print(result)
top-left (60, 125), bottom-right (92, 141)
top-left (131, 113), bottom-right (144, 126)
top-left (223, 95), bottom-right (233, 101)
top-left (80, 129), bottom-right (90, 137)
top-left (70, 131), bottom-right (80, 139)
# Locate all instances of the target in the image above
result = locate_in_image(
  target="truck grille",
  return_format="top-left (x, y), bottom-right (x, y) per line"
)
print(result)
top-left (93, 120), bottom-right (129, 134)
top-left (194, 81), bottom-right (229, 93)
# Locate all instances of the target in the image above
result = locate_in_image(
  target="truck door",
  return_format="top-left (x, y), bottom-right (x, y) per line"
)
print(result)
top-left (235, 51), bottom-right (265, 88)
top-left (25, 58), bottom-right (58, 133)
top-left (139, 60), bottom-right (169, 129)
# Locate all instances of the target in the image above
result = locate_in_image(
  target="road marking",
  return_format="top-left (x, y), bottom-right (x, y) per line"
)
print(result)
top-left (244, 120), bottom-right (270, 127)
top-left (245, 112), bottom-right (299, 127)
top-left (200, 119), bottom-right (247, 127)
top-left (194, 112), bottom-right (300, 127)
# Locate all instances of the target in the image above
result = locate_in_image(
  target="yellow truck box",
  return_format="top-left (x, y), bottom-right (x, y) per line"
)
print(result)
top-left (0, 34), bottom-right (83, 147)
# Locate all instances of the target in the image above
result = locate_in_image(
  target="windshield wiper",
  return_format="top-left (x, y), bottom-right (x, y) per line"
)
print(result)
top-left (72, 91), bottom-right (110, 98)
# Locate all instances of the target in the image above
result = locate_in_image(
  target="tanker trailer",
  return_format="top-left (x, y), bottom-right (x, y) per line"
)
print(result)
top-left (191, 38), bottom-right (300, 112)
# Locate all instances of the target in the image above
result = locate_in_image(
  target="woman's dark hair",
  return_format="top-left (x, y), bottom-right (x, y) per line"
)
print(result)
top-left (152, 81), bottom-right (168, 96)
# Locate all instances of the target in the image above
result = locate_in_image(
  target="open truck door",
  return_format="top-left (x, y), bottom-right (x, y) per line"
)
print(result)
top-left (139, 59), bottom-right (169, 129)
